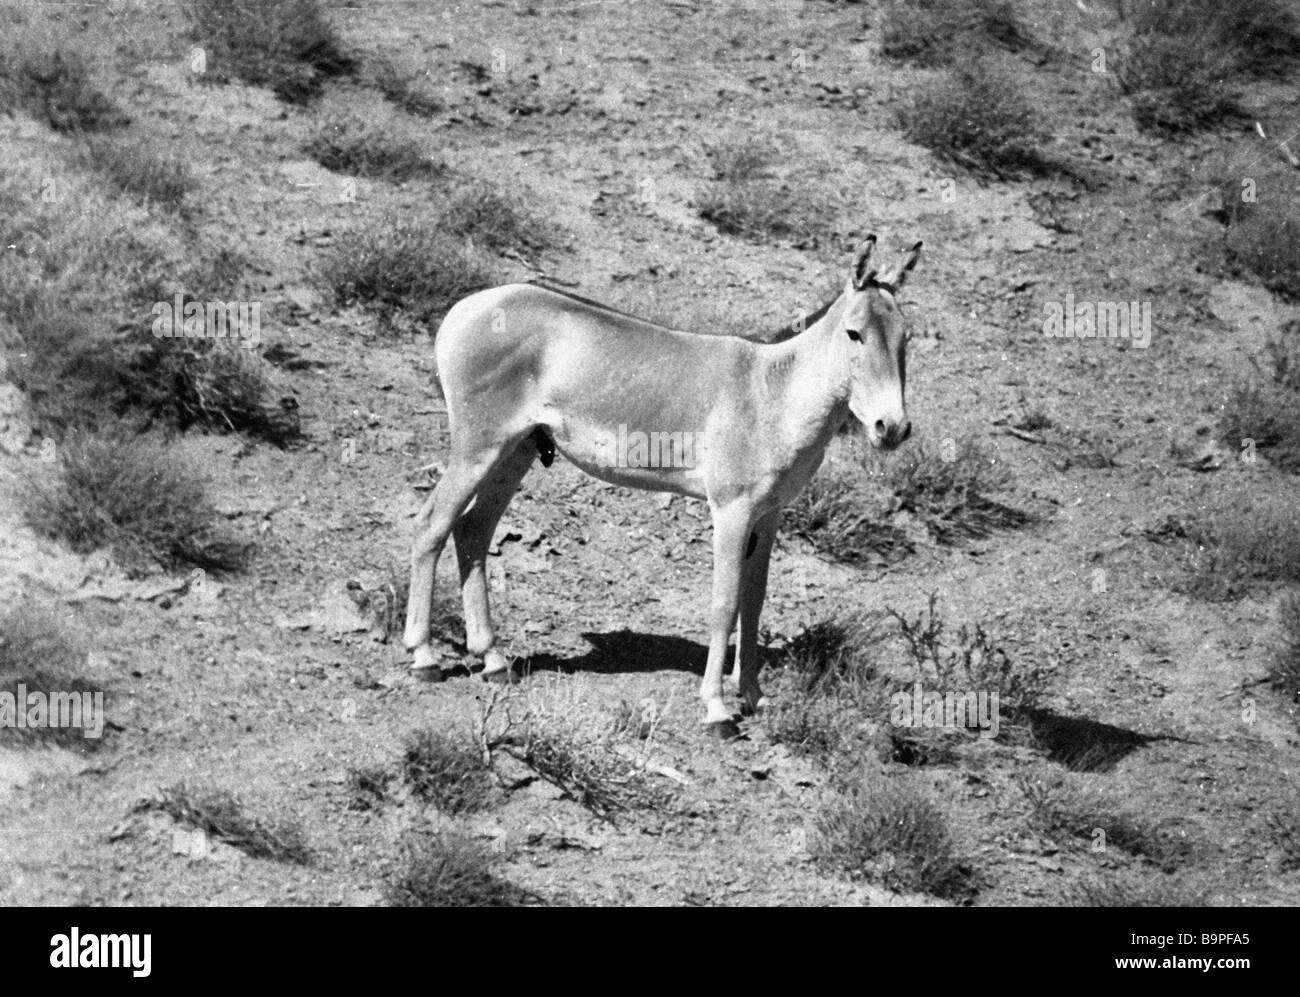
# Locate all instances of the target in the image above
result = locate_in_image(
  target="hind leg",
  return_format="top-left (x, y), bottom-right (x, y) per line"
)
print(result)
top-left (404, 441), bottom-right (516, 675)
top-left (453, 442), bottom-right (536, 679)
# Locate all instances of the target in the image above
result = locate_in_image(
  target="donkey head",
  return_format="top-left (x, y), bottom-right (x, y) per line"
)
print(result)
top-left (838, 235), bottom-right (922, 450)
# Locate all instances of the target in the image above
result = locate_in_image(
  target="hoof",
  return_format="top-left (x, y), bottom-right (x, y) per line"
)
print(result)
top-left (704, 719), bottom-right (742, 741)
top-left (410, 644), bottom-right (441, 672)
top-left (739, 695), bottom-right (770, 718)
top-left (410, 665), bottom-right (448, 684)
top-left (481, 666), bottom-right (519, 685)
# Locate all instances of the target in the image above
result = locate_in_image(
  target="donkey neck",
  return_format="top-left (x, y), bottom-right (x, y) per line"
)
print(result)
top-left (756, 293), bottom-right (852, 447)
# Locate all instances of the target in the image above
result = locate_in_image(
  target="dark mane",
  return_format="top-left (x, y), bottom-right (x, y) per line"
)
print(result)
top-left (526, 281), bottom-right (679, 331)
top-left (768, 295), bottom-right (838, 342)
top-left (530, 280), bottom-right (840, 343)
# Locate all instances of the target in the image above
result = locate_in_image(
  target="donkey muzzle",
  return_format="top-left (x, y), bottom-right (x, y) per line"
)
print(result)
top-left (871, 418), bottom-right (912, 451)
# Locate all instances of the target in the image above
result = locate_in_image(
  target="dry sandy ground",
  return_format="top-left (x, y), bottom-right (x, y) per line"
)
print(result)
top-left (1, 0), bottom-right (1298, 906)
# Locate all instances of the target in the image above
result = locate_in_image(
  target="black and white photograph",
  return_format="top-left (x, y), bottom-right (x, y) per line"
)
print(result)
top-left (0, 0), bottom-right (1295, 930)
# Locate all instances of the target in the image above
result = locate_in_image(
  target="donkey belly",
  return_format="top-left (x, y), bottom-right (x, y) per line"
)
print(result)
top-left (546, 413), bottom-right (710, 500)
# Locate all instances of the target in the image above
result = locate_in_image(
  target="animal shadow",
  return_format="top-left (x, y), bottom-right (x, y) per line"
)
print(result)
top-left (523, 630), bottom-right (707, 676)
top-left (1023, 708), bottom-right (1188, 772)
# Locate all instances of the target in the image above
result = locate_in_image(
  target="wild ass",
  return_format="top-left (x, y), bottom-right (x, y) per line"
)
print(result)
top-left (404, 236), bottom-right (922, 733)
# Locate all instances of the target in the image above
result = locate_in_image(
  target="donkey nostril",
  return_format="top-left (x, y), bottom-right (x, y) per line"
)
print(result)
top-left (874, 420), bottom-right (886, 436)
top-left (900, 421), bottom-right (912, 442)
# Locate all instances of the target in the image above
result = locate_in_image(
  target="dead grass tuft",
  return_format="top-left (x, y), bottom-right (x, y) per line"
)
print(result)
top-left (441, 179), bottom-right (562, 256)
top-left (22, 429), bottom-right (249, 577)
top-left (186, 0), bottom-right (355, 104)
top-left (147, 783), bottom-right (312, 864)
top-left (0, 601), bottom-right (106, 751)
top-left (75, 137), bottom-right (196, 212)
top-left (889, 593), bottom-right (1047, 721)
top-left (871, 435), bottom-right (1032, 543)
top-left (386, 829), bottom-right (535, 907)
top-left (812, 774), bottom-right (976, 900)
top-left (879, 0), bottom-right (1038, 67)
top-left (1065, 871), bottom-right (1211, 907)
top-left (1021, 772), bottom-right (1196, 870)
top-left (1269, 593), bottom-right (1300, 726)
top-left (400, 728), bottom-right (496, 814)
top-left (697, 139), bottom-right (831, 246)
top-left (304, 97), bottom-right (443, 181)
top-left (0, 29), bottom-right (126, 132)
top-left (1175, 495), bottom-right (1300, 600)
top-left (895, 59), bottom-right (1054, 179)
top-left (345, 764), bottom-right (393, 812)
top-left (480, 678), bottom-right (672, 821)
top-left (319, 213), bottom-right (492, 331)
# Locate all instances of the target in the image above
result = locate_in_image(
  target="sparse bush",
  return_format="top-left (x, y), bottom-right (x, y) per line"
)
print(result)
top-left (784, 464), bottom-right (914, 566)
top-left (507, 721), bottom-right (664, 819)
top-left (782, 619), bottom-right (876, 693)
top-left (345, 765), bottom-right (393, 811)
top-left (1118, 34), bottom-right (1238, 134)
top-left (765, 688), bottom-right (860, 761)
top-left (77, 138), bottom-right (196, 212)
top-left (1225, 211), bottom-right (1300, 302)
top-left (186, 0), bottom-right (355, 104)
top-left (365, 56), bottom-right (443, 117)
top-left (889, 593), bottom-right (1046, 721)
top-left (1215, 0), bottom-right (1300, 75)
top-left (1178, 496), bottom-right (1300, 599)
top-left (148, 782), bottom-right (312, 863)
top-left (1066, 872), bottom-right (1210, 907)
top-left (895, 60), bottom-right (1052, 178)
top-left (1220, 382), bottom-right (1300, 472)
top-left (1015, 408), bottom-right (1053, 433)
top-left (1219, 321), bottom-right (1300, 469)
top-left (11, 299), bottom-right (297, 445)
top-left (886, 593), bottom-right (1047, 757)
top-left (879, 0), bottom-right (1036, 66)
top-left (697, 139), bottom-right (830, 245)
top-left (1123, 0), bottom-right (1299, 83)
top-left (401, 728), bottom-right (495, 814)
top-left (320, 214), bottom-right (492, 331)
top-left (1268, 807), bottom-right (1300, 871)
top-left (763, 618), bottom-right (890, 763)
top-left (1265, 321), bottom-right (1300, 392)
top-left (442, 180), bottom-right (561, 256)
top-left (1021, 772), bottom-right (1194, 870)
top-left (23, 429), bottom-right (248, 576)
top-left (304, 101), bottom-right (442, 181)
top-left (1, 146), bottom-right (290, 445)
top-left (0, 601), bottom-right (105, 751)
top-left (1115, 0), bottom-right (1268, 133)
top-left (1269, 593), bottom-right (1300, 723)
top-left (482, 679), bottom-right (670, 820)
top-left (872, 435), bottom-right (1032, 542)
top-left (812, 775), bottom-right (975, 900)
top-left (386, 830), bottom-right (533, 907)
top-left (0, 35), bottom-right (125, 132)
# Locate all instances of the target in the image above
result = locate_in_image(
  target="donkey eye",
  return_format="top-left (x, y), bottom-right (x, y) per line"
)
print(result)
top-left (846, 328), bottom-right (862, 342)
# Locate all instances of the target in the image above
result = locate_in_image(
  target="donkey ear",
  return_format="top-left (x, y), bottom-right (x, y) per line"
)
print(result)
top-left (851, 234), bottom-right (877, 290)
top-left (891, 240), bottom-right (923, 290)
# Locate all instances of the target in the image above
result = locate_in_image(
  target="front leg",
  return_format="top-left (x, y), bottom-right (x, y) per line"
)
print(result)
top-left (733, 510), bottom-right (777, 715)
top-left (701, 501), bottom-right (754, 731)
